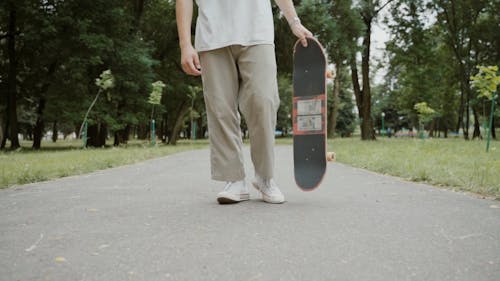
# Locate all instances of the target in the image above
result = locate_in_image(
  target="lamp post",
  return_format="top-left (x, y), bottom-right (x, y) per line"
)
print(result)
top-left (151, 119), bottom-right (156, 145)
top-left (288, 113), bottom-right (292, 136)
top-left (381, 112), bottom-right (386, 137)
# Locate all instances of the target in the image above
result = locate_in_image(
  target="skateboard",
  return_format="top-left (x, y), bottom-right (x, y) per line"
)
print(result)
top-left (292, 37), bottom-right (333, 191)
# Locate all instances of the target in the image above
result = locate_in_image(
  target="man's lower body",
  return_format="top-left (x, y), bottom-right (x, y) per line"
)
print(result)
top-left (199, 44), bottom-right (284, 204)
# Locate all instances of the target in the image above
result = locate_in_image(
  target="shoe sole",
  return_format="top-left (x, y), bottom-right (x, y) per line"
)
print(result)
top-left (217, 194), bottom-right (250, 204)
top-left (251, 182), bottom-right (285, 204)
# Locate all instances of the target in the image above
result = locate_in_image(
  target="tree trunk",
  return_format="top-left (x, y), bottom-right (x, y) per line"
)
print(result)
top-left (26, 129), bottom-right (32, 141)
top-left (360, 17), bottom-right (375, 140)
top-left (168, 102), bottom-right (190, 145)
top-left (87, 122), bottom-right (107, 147)
top-left (6, 3), bottom-right (20, 149)
top-left (456, 88), bottom-right (464, 134)
top-left (0, 113), bottom-right (4, 149)
top-left (32, 60), bottom-right (57, 149)
top-left (113, 125), bottom-right (130, 146)
top-left (429, 119), bottom-right (435, 137)
top-left (161, 112), bottom-right (169, 142)
top-left (113, 132), bottom-right (121, 146)
top-left (0, 115), bottom-right (7, 148)
top-left (157, 119), bottom-right (164, 143)
top-left (472, 107), bottom-right (481, 139)
top-left (162, 119), bottom-right (168, 142)
top-left (52, 121), bottom-right (58, 142)
top-left (328, 62), bottom-right (341, 138)
top-left (351, 6), bottom-right (376, 141)
top-left (464, 89), bottom-right (470, 140)
top-left (98, 123), bottom-right (107, 147)
top-left (492, 116), bottom-right (496, 139)
top-left (32, 97), bottom-right (46, 149)
top-left (436, 119), bottom-right (441, 138)
top-left (87, 124), bottom-right (98, 147)
top-left (74, 125), bottom-right (80, 139)
top-left (196, 117), bottom-right (204, 139)
top-left (137, 123), bottom-right (148, 140)
top-left (350, 54), bottom-right (362, 118)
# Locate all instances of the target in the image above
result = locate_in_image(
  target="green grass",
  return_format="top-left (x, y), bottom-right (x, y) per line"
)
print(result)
top-left (276, 137), bottom-right (500, 198)
top-left (325, 138), bottom-right (499, 199)
top-left (0, 139), bottom-right (209, 189)
top-left (3, 137), bottom-right (499, 199)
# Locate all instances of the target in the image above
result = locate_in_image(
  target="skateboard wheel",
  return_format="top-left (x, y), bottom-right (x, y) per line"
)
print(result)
top-left (326, 70), bottom-right (334, 79)
top-left (326, 152), bottom-right (336, 162)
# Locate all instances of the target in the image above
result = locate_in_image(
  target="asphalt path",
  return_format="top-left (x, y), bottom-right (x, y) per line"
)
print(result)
top-left (1, 145), bottom-right (499, 281)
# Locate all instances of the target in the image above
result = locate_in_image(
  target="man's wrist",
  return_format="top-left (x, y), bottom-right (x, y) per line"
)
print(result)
top-left (288, 16), bottom-right (301, 27)
top-left (179, 40), bottom-right (193, 49)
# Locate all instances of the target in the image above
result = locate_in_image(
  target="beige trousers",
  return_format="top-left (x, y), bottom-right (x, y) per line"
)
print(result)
top-left (199, 44), bottom-right (280, 181)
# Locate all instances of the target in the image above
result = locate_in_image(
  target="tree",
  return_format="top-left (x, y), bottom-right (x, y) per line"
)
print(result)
top-left (414, 102), bottom-right (436, 137)
top-left (471, 65), bottom-right (500, 149)
top-left (386, 0), bottom-right (459, 137)
top-left (350, 0), bottom-right (394, 140)
top-left (335, 77), bottom-right (357, 137)
top-left (141, 0), bottom-right (203, 144)
top-left (327, 0), bottom-right (363, 138)
top-left (79, 70), bottom-right (115, 147)
top-left (1, 1), bottom-right (24, 149)
top-left (0, 0), bottom-right (159, 149)
top-left (432, 0), bottom-right (495, 139)
top-left (385, 0), bottom-right (498, 139)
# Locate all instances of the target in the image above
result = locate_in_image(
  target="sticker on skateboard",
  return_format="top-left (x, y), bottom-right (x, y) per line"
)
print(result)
top-left (293, 95), bottom-right (326, 135)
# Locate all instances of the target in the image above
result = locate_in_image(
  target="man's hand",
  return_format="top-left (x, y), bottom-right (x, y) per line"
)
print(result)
top-left (274, 0), bottom-right (313, 47)
top-left (176, 0), bottom-right (200, 76)
top-left (180, 44), bottom-right (202, 76)
top-left (291, 23), bottom-right (313, 47)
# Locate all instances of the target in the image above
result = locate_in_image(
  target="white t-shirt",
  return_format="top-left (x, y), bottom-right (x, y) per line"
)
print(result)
top-left (194, 0), bottom-right (275, 52)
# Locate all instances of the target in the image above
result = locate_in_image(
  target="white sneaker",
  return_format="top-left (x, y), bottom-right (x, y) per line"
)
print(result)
top-left (252, 177), bottom-right (285, 204)
top-left (217, 180), bottom-right (250, 204)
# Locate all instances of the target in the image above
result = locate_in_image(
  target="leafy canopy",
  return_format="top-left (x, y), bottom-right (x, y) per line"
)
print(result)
top-left (471, 65), bottom-right (500, 100)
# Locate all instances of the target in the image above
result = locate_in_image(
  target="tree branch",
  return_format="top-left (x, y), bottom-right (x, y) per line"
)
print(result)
top-left (375, 0), bottom-right (395, 15)
top-left (0, 31), bottom-right (20, 40)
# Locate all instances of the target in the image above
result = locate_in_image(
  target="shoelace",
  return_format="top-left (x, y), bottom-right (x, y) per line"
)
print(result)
top-left (224, 181), bottom-right (234, 191)
top-left (260, 180), bottom-right (280, 194)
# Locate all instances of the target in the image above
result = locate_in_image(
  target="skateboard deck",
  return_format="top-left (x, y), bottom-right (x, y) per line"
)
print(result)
top-left (292, 37), bottom-right (327, 191)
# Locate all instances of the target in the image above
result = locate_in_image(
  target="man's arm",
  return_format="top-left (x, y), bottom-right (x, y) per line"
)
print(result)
top-left (274, 0), bottom-right (313, 47)
top-left (176, 0), bottom-right (201, 76)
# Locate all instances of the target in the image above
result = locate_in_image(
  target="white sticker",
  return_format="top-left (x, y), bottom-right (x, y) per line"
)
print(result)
top-left (297, 99), bottom-right (322, 115)
top-left (297, 115), bottom-right (322, 131)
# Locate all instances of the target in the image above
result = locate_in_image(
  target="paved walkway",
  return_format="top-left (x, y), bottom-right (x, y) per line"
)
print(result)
top-left (1, 145), bottom-right (499, 281)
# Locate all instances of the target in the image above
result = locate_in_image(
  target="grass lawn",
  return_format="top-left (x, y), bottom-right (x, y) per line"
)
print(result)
top-left (276, 137), bottom-right (500, 198)
top-left (329, 138), bottom-right (500, 199)
top-left (0, 139), bottom-right (209, 189)
top-left (2, 137), bottom-right (499, 199)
